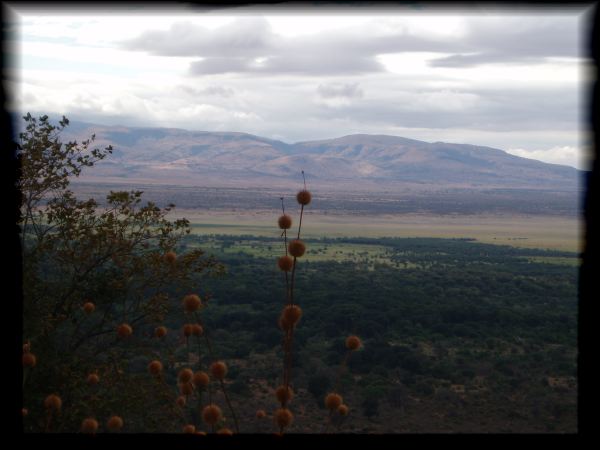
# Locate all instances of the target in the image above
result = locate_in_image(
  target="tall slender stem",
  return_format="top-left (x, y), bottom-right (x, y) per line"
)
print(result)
top-left (219, 378), bottom-right (240, 433)
top-left (195, 316), bottom-right (239, 433)
top-left (333, 350), bottom-right (352, 394)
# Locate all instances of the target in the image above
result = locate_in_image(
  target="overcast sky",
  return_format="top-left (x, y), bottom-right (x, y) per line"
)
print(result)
top-left (4, 3), bottom-right (595, 169)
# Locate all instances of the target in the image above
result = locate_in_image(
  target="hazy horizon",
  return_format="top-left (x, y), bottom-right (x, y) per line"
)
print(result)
top-left (10, 111), bottom-right (588, 173)
top-left (5, 4), bottom-right (595, 170)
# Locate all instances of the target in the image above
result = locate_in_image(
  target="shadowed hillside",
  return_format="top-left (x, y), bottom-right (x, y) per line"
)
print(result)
top-left (54, 121), bottom-right (581, 191)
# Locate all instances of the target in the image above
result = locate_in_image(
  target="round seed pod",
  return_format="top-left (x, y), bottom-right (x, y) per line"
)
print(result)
top-left (117, 323), bottom-right (133, 338)
top-left (202, 404), bottom-right (223, 426)
top-left (288, 239), bottom-right (306, 258)
top-left (183, 324), bottom-right (194, 337)
top-left (196, 431), bottom-right (207, 436)
top-left (191, 324), bottom-right (203, 336)
top-left (217, 428), bottom-right (233, 435)
top-left (278, 313), bottom-right (294, 331)
top-left (22, 353), bottom-right (36, 368)
top-left (210, 361), bottom-right (227, 380)
top-left (87, 373), bottom-right (100, 386)
top-left (183, 294), bottom-right (201, 313)
top-left (178, 368), bottom-right (193, 384)
top-left (296, 190), bottom-right (312, 206)
top-left (164, 251), bottom-right (177, 264)
top-left (256, 409), bottom-right (267, 419)
top-left (44, 394), bottom-right (62, 412)
top-left (345, 335), bottom-right (362, 351)
top-left (183, 424), bottom-right (196, 434)
top-left (179, 382), bottom-right (194, 396)
top-left (282, 305), bottom-right (302, 327)
top-left (148, 360), bottom-right (163, 376)
top-left (325, 393), bottom-right (343, 410)
top-left (176, 396), bottom-right (186, 407)
top-left (274, 408), bottom-right (294, 429)
top-left (278, 214), bottom-right (293, 230)
top-left (22, 408), bottom-right (28, 417)
top-left (83, 302), bottom-right (95, 314)
top-left (107, 415), bottom-right (123, 431)
top-left (275, 385), bottom-right (294, 405)
top-left (277, 255), bottom-right (294, 272)
top-left (81, 418), bottom-right (99, 434)
top-left (155, 326), bottom-right (167, 338)
top-left (338, 404), bottom-right (349, 416)
top-left (192, 371), bottom-right (210, 388)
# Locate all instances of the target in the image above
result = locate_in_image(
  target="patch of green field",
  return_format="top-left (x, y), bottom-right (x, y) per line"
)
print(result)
top-left (192, 238), bottom-right (402, 264)
top-left (523, 256), bottom-right (581, 267)
top-left (180, 211), bottom-right (581, 253)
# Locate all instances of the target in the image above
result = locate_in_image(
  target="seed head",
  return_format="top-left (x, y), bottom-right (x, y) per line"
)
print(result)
top-left (176, 396), bottom-right (186, 407)
top-left (22, 352), bottom-right (36, 368)
top-left (87, 373), bottom-right (100, 386)
top-left (274, 408), bottom-right (294, 429)
top-left (338, 404), bottom-right (349, 416)
top-left (345, 335), bottom-right (362, 351)
top-left (44, 394), bottom-right (62, 412)
top-left (179, 382), bottom-right (194, 396)
top-left (278, 214), bottom-right (293, 230)
top-left (278, 314), bottom-right (292, 331)
top-left (210, 361), bottom-right (227, 380)
top-left (155, 326), bottom-right (167, 338)
top-left (288, 239), bottom-right (306, 257)
top-left (275, 385), bottom-right (294, 405)
top-left (277, 255), bottom-right (294, 272)
top-left (325, 393), bottom-right (343, 410)
top-left (183, 324), bottom-right (194, 337)
top-left (256, 409), bottom-right (267, 419)
top-left (296, 190), bottom-right (312, 206)
top-left (178, 368), bottom-right (193, 384)
top-left (23, 342), bottom-right (31, 353)
top-left (191, 324), bottom-right (203, 336)
top-left (282, 305), bottom-right (302, 327)
top-left (196, 431), bottom-right (207, 436)
top-left (183, 294), bottom-right (201, 313)
top-left (83, 302), bottom-right (95, 314)
top-left (217, 428), bottom-right (234, 435)
top-left (117, 323), bottom-right (133, 338)
top-left (192, 371), bottom-right (210, 388)
top-left (107, 415), bottom-right (123, 431)
top-left (202, 404), bottom-right (223, 426)
top-left (81, 418), bottom-right (99, 434)
top-left (183, 424), bottom-right (196, 434)
top-left (148, 360), bottom-right (163, 376)
top-left (164, 251), bottom-right (177, 264)
top-left (22, 408), bottom-right (28, 417)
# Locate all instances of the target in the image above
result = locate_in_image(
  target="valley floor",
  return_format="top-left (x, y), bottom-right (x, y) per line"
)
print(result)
top-left (170, 209), bottom-right (582, 253)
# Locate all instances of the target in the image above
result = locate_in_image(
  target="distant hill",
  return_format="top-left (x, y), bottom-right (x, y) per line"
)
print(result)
top-left (52, 120), bottom-right (580, 191)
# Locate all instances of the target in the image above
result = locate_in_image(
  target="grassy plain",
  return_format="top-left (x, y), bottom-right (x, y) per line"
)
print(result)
top-left (173, 209), bottom-right (582, 253)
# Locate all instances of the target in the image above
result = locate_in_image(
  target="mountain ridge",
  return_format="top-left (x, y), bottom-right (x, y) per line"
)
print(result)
top-left (45, 119), bottom-right (581, 191)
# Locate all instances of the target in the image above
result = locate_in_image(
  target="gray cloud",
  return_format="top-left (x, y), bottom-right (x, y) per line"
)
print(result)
top-left (120, 17), bottom-right (465, 76)
top-left (120, 14), bottom-right (584, 76)
top-left (122, 17), bottom-right (275, 58)
top-left (307, 84), bottom-right (579, 132)
top-left (317, 82), bottom-right (364, 99)
top-left (189, 54), bottom-right (385, 75)
top-left (428, 15), bottom-right (581, 67)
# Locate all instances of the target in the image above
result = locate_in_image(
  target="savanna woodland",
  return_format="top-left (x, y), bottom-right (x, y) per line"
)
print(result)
top-left (19, 115), bottom-right (577, 434)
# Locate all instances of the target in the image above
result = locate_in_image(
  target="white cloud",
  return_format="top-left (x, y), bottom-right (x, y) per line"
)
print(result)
top-left (7, 5), bottom-right (590, 172)
top-left (507, 146), bottom-right (586, 170)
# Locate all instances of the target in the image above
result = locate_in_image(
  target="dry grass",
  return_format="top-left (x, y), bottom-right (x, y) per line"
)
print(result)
top-left (172, 209), bottom-right (581, 252)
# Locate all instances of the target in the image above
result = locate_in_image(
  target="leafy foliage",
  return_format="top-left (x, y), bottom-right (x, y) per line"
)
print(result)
top-left (19, 114), bottom-right (223, 432)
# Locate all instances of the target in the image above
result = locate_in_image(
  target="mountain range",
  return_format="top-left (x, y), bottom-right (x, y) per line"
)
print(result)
top-left (55, 120), bottom-right (581, 192)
